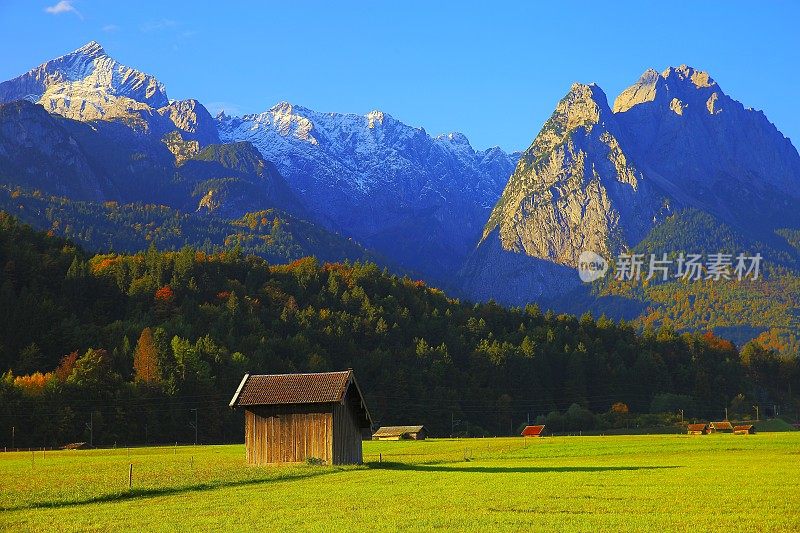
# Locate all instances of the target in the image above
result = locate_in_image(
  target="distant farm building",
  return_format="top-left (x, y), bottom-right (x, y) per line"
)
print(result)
top-left (687, 423), bottom-right (709, 435)
top-left (733, 425), bottom-right (755, 435)
top-left (229, 370), bottom-right (372, 465)
top-left (708, 421), bottom-right (734, 433)
top-left (521, 425), bottom-right (546, 437)
top-left (372, 425), bottom-right (428, 440)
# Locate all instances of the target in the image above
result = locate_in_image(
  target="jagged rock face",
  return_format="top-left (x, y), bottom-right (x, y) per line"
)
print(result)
top-left (157, 99), bottom-right (219, 145)
top-left (481, 83), bottom-right (669, 267)
top-left (218, 104), bottom-right (518, 279)
top-left (162, 131), bottom-right (201, 165)
top-left (613, 66), bottom-right (800, 226)
top-left (464, 66), bottom-right (800, 305)
top-left (0, 101), bottom-right (107, 201)
top-left (0, 41), bottom-right (168, 110)
top-left (0, 42), bottom-right (218, 144)
top-left (459, 228), bottom-right (582, 302)
top-left (0, 41), bottom-right (166, 127)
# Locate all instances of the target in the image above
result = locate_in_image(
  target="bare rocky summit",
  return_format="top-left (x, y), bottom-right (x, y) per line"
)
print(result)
top-left (462, 66), bottom-right (800, 304)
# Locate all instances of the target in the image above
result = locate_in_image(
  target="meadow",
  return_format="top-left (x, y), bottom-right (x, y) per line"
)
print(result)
top-left (1, 433), bottom-right (799, 531)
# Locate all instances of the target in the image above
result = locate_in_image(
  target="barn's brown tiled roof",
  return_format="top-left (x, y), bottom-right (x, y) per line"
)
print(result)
top-left (230, 371), bottom-right (353, 407)
top-left (687, 423), bottom-right (708, 432)
top-left (372, 426), bottom-right (426, 437)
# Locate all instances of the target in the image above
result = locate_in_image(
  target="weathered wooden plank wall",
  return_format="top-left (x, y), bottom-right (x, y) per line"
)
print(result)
top-left (245, 404), bottom-right (333, 464)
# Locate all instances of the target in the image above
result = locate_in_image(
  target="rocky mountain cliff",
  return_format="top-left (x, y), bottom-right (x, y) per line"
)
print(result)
top-left (462, 66), bottom-right (800, 305)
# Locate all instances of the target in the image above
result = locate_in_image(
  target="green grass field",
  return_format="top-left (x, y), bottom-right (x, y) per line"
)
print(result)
top-left (2, 433), bottom-right (800, 531)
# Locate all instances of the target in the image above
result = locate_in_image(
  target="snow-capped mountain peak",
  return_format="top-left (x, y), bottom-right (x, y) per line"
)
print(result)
top-left (436, 131), bottom-right (471, 146)
top-left (0, 40), bottom-right (169, 121)
top-left (74, 40), bottom-right (106, 58)
top-left (366, 110), bottom-right (386, 128)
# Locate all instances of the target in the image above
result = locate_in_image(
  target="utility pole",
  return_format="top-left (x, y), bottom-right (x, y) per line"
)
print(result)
top-left (679, 409), bottom-right (684, 423)
top-left (753, 405), bottom-right (759, 422)
top-left (11, 426), bottom-right (14, 450)
top-left (85, 413), bottom-right (93, 448)
top-left (189, 409), bottom-right (198, 446)
top-left (724, 407), bottom-right (728, 421)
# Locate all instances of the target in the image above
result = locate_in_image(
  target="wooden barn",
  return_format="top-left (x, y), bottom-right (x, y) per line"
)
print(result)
top-left (733, 424), bottom-right (755, 435)
top-left (687, 423), bottom-right (709, 435)
top-left (229, 370), bottom-right (372, 465)
top-left (372, 425), bottom-right (428, 440)
top-left (521, 425), bottom-right (545, 437)
top-left (708, 421), bottom-right (734, 433)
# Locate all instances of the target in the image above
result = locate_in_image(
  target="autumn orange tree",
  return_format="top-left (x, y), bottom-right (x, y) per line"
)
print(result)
top-left (133, 327), bottom-right (160, 384)
top-left (611, 402), bottom-right (630, 414)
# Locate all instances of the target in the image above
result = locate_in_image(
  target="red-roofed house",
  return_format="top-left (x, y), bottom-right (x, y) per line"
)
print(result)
top-left (521, 425), bottom-right (545, 437)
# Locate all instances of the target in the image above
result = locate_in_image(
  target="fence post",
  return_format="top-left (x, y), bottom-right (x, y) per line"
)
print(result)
top-left (129, 463), bottom-right (133, 490)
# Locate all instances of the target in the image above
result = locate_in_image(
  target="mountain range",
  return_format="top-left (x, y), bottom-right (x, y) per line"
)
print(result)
top-left (1, 41), bottom-right (798, 354)
top-left (217, 105), bottom-right (517, 280)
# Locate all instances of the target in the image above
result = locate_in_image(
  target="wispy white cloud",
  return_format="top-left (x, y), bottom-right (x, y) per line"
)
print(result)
top-left (44, 0), bottom-right (82, 18)
top-left (140, 18), bottom-right (178, 32)
top-left (102, 24), bottom-right (119, 32)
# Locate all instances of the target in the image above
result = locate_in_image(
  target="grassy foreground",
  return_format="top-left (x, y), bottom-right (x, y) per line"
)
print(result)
top-left (1, 434), bottom-right (799, 531)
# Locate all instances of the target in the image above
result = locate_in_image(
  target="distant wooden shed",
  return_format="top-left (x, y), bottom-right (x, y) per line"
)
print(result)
top-left (521, 425), bottom-right (545, 437)
top-left (372, 425), bottom-right (428, 440)
top-left (709, 421), bottom-right (734, 433)
top-left (687, 423), bottom-right (709, 435)
top-left (229, 370), bottom-right (372, 465)
top-left (733, 425), bottom-right (755, 435)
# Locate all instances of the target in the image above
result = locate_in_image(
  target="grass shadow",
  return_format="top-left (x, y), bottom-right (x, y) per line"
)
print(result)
top-left (367, 462), bottom-right (681, 474)
top-left (3, 467), bottom-right (344, 512)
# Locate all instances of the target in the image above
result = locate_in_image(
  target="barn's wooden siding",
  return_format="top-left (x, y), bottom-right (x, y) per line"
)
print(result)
top-left (332, 393), bottom-right (363, 464)
top-left (245, 404), bottom-right (333, 464)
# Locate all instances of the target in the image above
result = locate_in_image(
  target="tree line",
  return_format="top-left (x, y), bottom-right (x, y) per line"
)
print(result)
top-left (0, 212), bottom-right (796, 447)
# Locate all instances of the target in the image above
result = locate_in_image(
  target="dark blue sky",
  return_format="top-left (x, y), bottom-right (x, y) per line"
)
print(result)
top-left (1, 1), bottom-right (798, 151)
